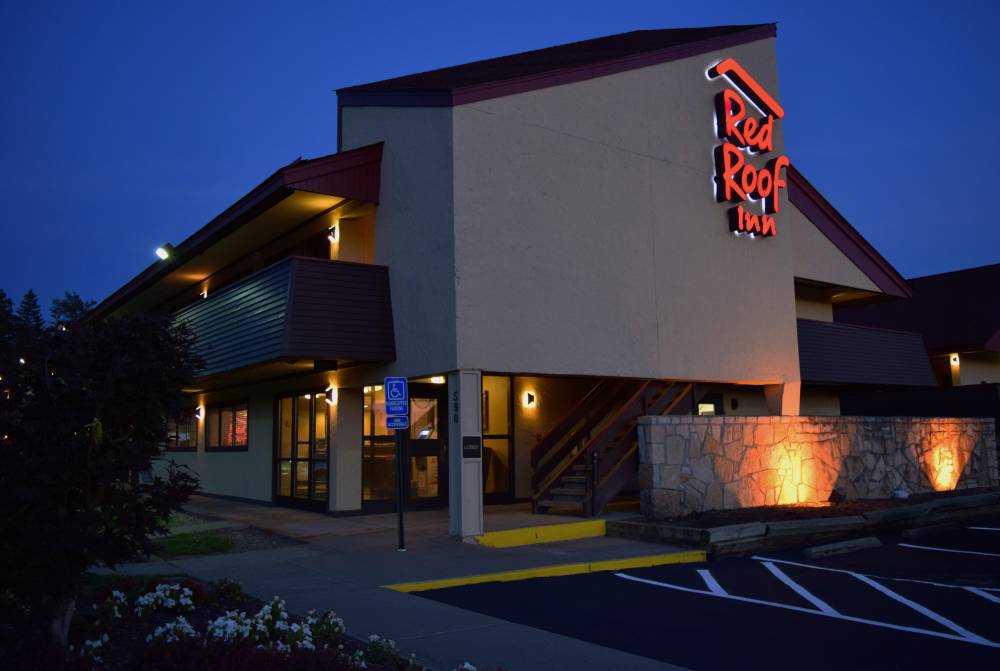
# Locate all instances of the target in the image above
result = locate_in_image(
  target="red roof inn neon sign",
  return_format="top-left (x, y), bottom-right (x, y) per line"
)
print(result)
top-left (709, 58), bottom-right (789, 238)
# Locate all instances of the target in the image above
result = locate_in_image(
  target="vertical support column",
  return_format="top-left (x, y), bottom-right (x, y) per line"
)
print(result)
top-left (448, 369), bottom-right (484, 538)
top-left (331, 386), bottom-right (363, 512)
top-left (765, 380), bottom-right (801, 416)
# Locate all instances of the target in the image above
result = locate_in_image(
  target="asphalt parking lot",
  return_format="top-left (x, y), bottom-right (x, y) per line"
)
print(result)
top-left (419, 515), bottom-right (1000, 670)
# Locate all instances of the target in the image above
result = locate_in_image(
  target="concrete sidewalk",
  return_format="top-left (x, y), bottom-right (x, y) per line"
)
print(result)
top-left (104, 497), bottom-right (690, 670)
top-left (183, 494), bottom-right (636, 540)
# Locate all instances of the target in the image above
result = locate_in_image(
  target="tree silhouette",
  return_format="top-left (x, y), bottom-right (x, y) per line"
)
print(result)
top-left (50, 291), bottom-right (96, 323)
top-left (15, 289), bottom-right (45, 330)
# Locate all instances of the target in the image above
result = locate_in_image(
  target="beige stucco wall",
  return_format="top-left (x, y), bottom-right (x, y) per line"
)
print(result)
top-left (958, 352), bottom-right (1000, 385)
top-left (449, 39), bottom-right (803, 389)
top-left (337, 37), bottom-right (888, 409)
top-left (785, 204), bottom-right (880, 293)
top-left (795, 296), bottom-right (833, 322)
top-left (339, 106), bottom-right (458, 385)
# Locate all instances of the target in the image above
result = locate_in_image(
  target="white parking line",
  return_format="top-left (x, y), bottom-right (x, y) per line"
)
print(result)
top-left (697, 569), bottom-right (727, 595)
top-left (851, 573), bottom-right (991, 644)
top-left (614, 572), bottom-right (1000, 648)
top-left (899, 543), bottom-right (1000, 558)
top-left (754, 556), bottom-right (1000, 592)
top-left (761, 561), bottom-right (838, 615)
top-left (965, 587), bottom-right (1000, 604)
top-left (969, 527), bottom-right (1000, 532)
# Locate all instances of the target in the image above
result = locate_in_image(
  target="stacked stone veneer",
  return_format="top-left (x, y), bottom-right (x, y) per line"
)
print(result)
top-left (638, 416), bottom-right (999, 519)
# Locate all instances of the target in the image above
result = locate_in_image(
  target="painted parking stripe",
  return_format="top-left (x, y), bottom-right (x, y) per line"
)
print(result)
top-left (697, 569), bottom-right (728, 596)
top-left (899, 543), bottom-right (1000, 558)
top-left (754, 555), bottom-right (999, 592)
top-left (761, 561), bottom-right (838, 615)
top-left (850, 573), bottom-right (990, 644)
top-left (964, 587), bottom-right (1000, 604)
top-left (613, 572), bottom-right (1000, 648)
top-left (969, 527), bottom-right (1000, 532)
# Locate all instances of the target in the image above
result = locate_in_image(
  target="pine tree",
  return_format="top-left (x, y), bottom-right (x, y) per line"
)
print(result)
top-left (16, 289), bottom-right (45, 330)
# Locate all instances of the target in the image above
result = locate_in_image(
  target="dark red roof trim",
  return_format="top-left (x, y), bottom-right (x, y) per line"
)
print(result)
top-left (92, 143), bottom-right (383, 318)
top-left (787, 165), bottom-right (911, 299)
top-left (336, 25), bottom-right (776, 112)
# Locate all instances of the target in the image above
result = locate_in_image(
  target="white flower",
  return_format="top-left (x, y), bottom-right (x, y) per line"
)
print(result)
top-left (147, 615), bottom-right (198, 644)
top-left (134, 584), bottom-right (195, 617)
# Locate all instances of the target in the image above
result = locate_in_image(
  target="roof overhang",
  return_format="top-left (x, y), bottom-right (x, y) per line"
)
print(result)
top-left (92, 143), bottom-right (383, 318)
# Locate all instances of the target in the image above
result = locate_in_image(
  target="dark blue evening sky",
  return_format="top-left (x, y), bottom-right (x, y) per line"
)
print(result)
top-left (2, 0), bottom-right (997, 311)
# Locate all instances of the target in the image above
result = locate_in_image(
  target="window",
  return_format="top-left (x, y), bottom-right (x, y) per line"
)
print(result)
top-left (166, 412), bottom-right (197, 452)
top-left (205, 401), bottom-right (249, 451)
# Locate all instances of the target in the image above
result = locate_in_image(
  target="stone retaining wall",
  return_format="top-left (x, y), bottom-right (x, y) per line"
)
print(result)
top-left (638, 416), bottom-right (998, 519)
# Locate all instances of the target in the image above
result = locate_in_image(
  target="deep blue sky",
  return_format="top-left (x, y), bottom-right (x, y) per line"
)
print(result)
top-left (2, 1), bottom-right (997, 311)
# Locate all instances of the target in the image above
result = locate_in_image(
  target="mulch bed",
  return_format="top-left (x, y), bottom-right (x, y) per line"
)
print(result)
top-left (654, 486), bottom-right (1000, 529)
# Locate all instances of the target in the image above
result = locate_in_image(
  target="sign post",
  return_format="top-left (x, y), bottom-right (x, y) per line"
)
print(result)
top-left (384, 377), bottom-right (409, 552)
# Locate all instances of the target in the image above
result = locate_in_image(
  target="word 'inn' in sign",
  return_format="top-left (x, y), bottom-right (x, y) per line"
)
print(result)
top-left (709, 58), bottom-right (789, 238)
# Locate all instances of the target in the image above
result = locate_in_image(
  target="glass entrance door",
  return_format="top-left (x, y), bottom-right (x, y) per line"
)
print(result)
top-left (274, 391), bottom-right (329, 511)
top-left (404, 382), bottom-right (448, 508)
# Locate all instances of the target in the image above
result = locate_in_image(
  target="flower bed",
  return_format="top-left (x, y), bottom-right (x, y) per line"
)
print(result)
top-left (1, 574), bottom-right (481, 671)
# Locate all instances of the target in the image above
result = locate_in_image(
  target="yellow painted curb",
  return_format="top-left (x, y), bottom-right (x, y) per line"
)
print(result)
top-left (474, 519), bottom-right (607, 548)
top-left (384, 550), bottom-right (706, 593)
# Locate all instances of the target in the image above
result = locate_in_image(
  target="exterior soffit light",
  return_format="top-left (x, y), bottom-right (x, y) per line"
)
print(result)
top-left (429, 376), bottom-right (446, 384)
top-left (155, 243), bottom-right (175, 260)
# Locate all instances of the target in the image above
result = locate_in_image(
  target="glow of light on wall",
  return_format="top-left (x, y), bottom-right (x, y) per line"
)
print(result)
top-left (522, 390), bottom-right (537, 408)
top-left (429, 376), bottom-right (446, 384)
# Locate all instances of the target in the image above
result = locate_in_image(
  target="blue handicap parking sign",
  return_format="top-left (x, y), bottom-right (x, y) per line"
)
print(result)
top-left (386, 415), bottom-right (409, 430)
top-left (384, 377), bottom-right (409, 417)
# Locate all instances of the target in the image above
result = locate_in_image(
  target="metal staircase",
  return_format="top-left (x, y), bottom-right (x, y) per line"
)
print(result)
top-left (531, 379), bottom-right (692, 516)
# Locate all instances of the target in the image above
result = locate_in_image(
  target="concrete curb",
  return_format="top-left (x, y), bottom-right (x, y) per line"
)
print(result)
top-left (473, 520), bottom-right (606, 548)
top-left (384, 549), bottom-right (706, 592)
top-left (804, 536), bottom-right (881, 558)
top-left (606, 490), bottom-right (1000, 557)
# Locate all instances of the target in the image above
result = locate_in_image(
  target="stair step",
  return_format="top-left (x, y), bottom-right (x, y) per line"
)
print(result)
top-left (536, 499), bottom-right (584, 511)
top-left (551, 487), bottom-right (586, 497)
top-left (562, 475), bottom-right (587, 484)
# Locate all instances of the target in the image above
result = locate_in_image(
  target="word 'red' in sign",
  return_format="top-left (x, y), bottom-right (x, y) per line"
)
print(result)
top-left (709, 58), bottom-right (789, 238)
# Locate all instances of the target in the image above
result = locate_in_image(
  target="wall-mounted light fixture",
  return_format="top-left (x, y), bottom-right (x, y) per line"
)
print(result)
top-left (194, 406), bottom-right (204, 421)
top-left (522, 390), bottom-right (537, 408)
top-left (950, 354), bottom-right (960, 365)
top-left (200, 287), bottom-right (209, 300)
top-left (326, 383), bottom-right (337, 406)
top-left (327, 224), bottom-right (338, 243)
top-left (430, 376), bottom-right (446, 384)
top-left (155, 243), bottom-right (175, 260)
